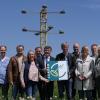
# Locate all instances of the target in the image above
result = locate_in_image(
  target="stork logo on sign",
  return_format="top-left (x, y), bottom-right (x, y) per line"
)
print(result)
top-left (47, 63), bottom-right (58, 77)
top-left (50, 63), bottom-right (58, 77)
top-left (47, 61), bottom-right (68, 81)
top-left (47, 62), bottom-right (66, 78)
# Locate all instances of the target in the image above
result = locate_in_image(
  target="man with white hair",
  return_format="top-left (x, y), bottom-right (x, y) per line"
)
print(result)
top-left (91, 44), bottom-right (98, 62)
top-left (72, 43), bottom-right (81, 100)
top-left (91, 44), bottom-right (98, 100)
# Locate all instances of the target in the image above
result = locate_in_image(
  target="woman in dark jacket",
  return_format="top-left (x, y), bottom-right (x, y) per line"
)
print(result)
top-left (20, 50), bottom-right (48, 100)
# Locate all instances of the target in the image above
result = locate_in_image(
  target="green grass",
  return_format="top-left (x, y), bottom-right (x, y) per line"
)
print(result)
top-left (37, 81), bottom-right (79, 100)
top-left (0, 82), bottom-right (80, 100)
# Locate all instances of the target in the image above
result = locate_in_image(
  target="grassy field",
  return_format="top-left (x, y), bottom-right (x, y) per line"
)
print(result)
top-left (0, 82), bottom-right (80, 100)
top-left (36, 81), bottom-right (79, 100)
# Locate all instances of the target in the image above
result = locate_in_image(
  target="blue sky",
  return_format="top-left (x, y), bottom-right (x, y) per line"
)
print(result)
top-left (0, 0), bottom-right (100, 57)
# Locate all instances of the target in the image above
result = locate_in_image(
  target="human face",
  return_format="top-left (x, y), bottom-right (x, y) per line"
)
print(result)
top-left (28, 52), bottom-right (35, 62)
top-left (16, 46), bottom-right (24, 55)
top-left (44, 48), bottom-right (51, 57)
top-left (82, 47), bottom-right (89, 59)
top-left (0, 46), bottom-right (6, 58)
top-left (62, 44), bottom-right (68, 54)
top-left (91, 45), bottom-right (97, 56)
top-left (35, 48), bottom-right (42, 56)
top-left (73, 43), bottom-right (80, 54)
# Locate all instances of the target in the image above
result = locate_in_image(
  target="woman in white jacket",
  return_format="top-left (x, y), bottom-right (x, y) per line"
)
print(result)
top-left (75, 46), bottom-right (94, 100)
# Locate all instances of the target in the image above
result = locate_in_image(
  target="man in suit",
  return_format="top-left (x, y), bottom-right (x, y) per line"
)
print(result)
top-left (56, 42), bottom-right (74, 100)
top-left (35, 47), bottom-right (44, 100)
top-left (35, 46), bottom-right (55, 100)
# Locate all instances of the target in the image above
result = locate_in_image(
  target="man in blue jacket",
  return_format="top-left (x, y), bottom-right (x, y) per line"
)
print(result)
top-left (0, 45), bottom-right (10, 100)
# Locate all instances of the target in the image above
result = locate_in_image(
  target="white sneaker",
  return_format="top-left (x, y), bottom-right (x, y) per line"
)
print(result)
top-left (84, 98), bottom-right (87, 100)
top-left (50, 97), bottom-right (53, 100)
top-left (19, 97), bottom-right (25, 100)
top-left (32, 97), bottom-right (36, 100)
top-left (54, 95), bottom-right (57, 98)
top-left (27, 96), bottom-right (32, 100)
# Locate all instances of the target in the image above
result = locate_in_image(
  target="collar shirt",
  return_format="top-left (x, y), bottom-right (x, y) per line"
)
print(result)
top-left (65, 56), bottom-right (70, 78)
top-left (65, 55), bottom-right (68, 61)
top-left (17, 56), bottom-right (23, 73)
top-left (44, 56), bottom-right (50, 69)
top-left (63, 53), bottom-right (69, 73)
top-left (0, 56), bottom-right (9, 84)
top-left (63, 52), bottom-right (68, 59)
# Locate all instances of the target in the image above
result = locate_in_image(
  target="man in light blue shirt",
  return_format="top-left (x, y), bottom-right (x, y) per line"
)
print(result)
top-left (0, 45), bottom-right (9, 100)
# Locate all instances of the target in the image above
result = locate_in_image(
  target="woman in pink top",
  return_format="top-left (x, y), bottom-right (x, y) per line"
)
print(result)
top-left (20, 50), bottom-right (48, 100)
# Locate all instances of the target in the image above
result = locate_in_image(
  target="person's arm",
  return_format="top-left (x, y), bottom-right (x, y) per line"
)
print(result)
top-left (84, 60), bottom-right (94, 79)
top-left (69, 54), bottom-right (76, 78)
top-left (39, 73), bottom-right (49, 83)
top-left (75, 62), bottom-right (81, 77)
top-left (8, 57), bottom-right (13, 85)
top-left (35, 59), bottom-right (47, 75)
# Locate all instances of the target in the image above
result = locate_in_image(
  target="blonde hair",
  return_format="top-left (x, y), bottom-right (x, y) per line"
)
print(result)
top-left (81, 46), bottom-right (89, 53)
top-left (27, 50), bottom-right (35, 63)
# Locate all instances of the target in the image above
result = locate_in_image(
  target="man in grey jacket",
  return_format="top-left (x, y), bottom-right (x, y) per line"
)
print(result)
top-left (95, 45), bottom-right (100, 100)
top-left (91, 43), bottom-right (98, 100)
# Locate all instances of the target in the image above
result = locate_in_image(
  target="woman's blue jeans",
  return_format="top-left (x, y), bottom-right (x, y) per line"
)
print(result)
top-left (26, 81), bottom-right (38, 97)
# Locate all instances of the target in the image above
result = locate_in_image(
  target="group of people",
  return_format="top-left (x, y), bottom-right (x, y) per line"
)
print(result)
top-left (0, 43), bottom-right (100, 100)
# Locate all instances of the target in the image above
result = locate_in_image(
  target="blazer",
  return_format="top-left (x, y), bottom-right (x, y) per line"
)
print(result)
top-left (35, 55), bottom-right (55, 78)
top-left (8, 55), bottom-right (27, 84)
